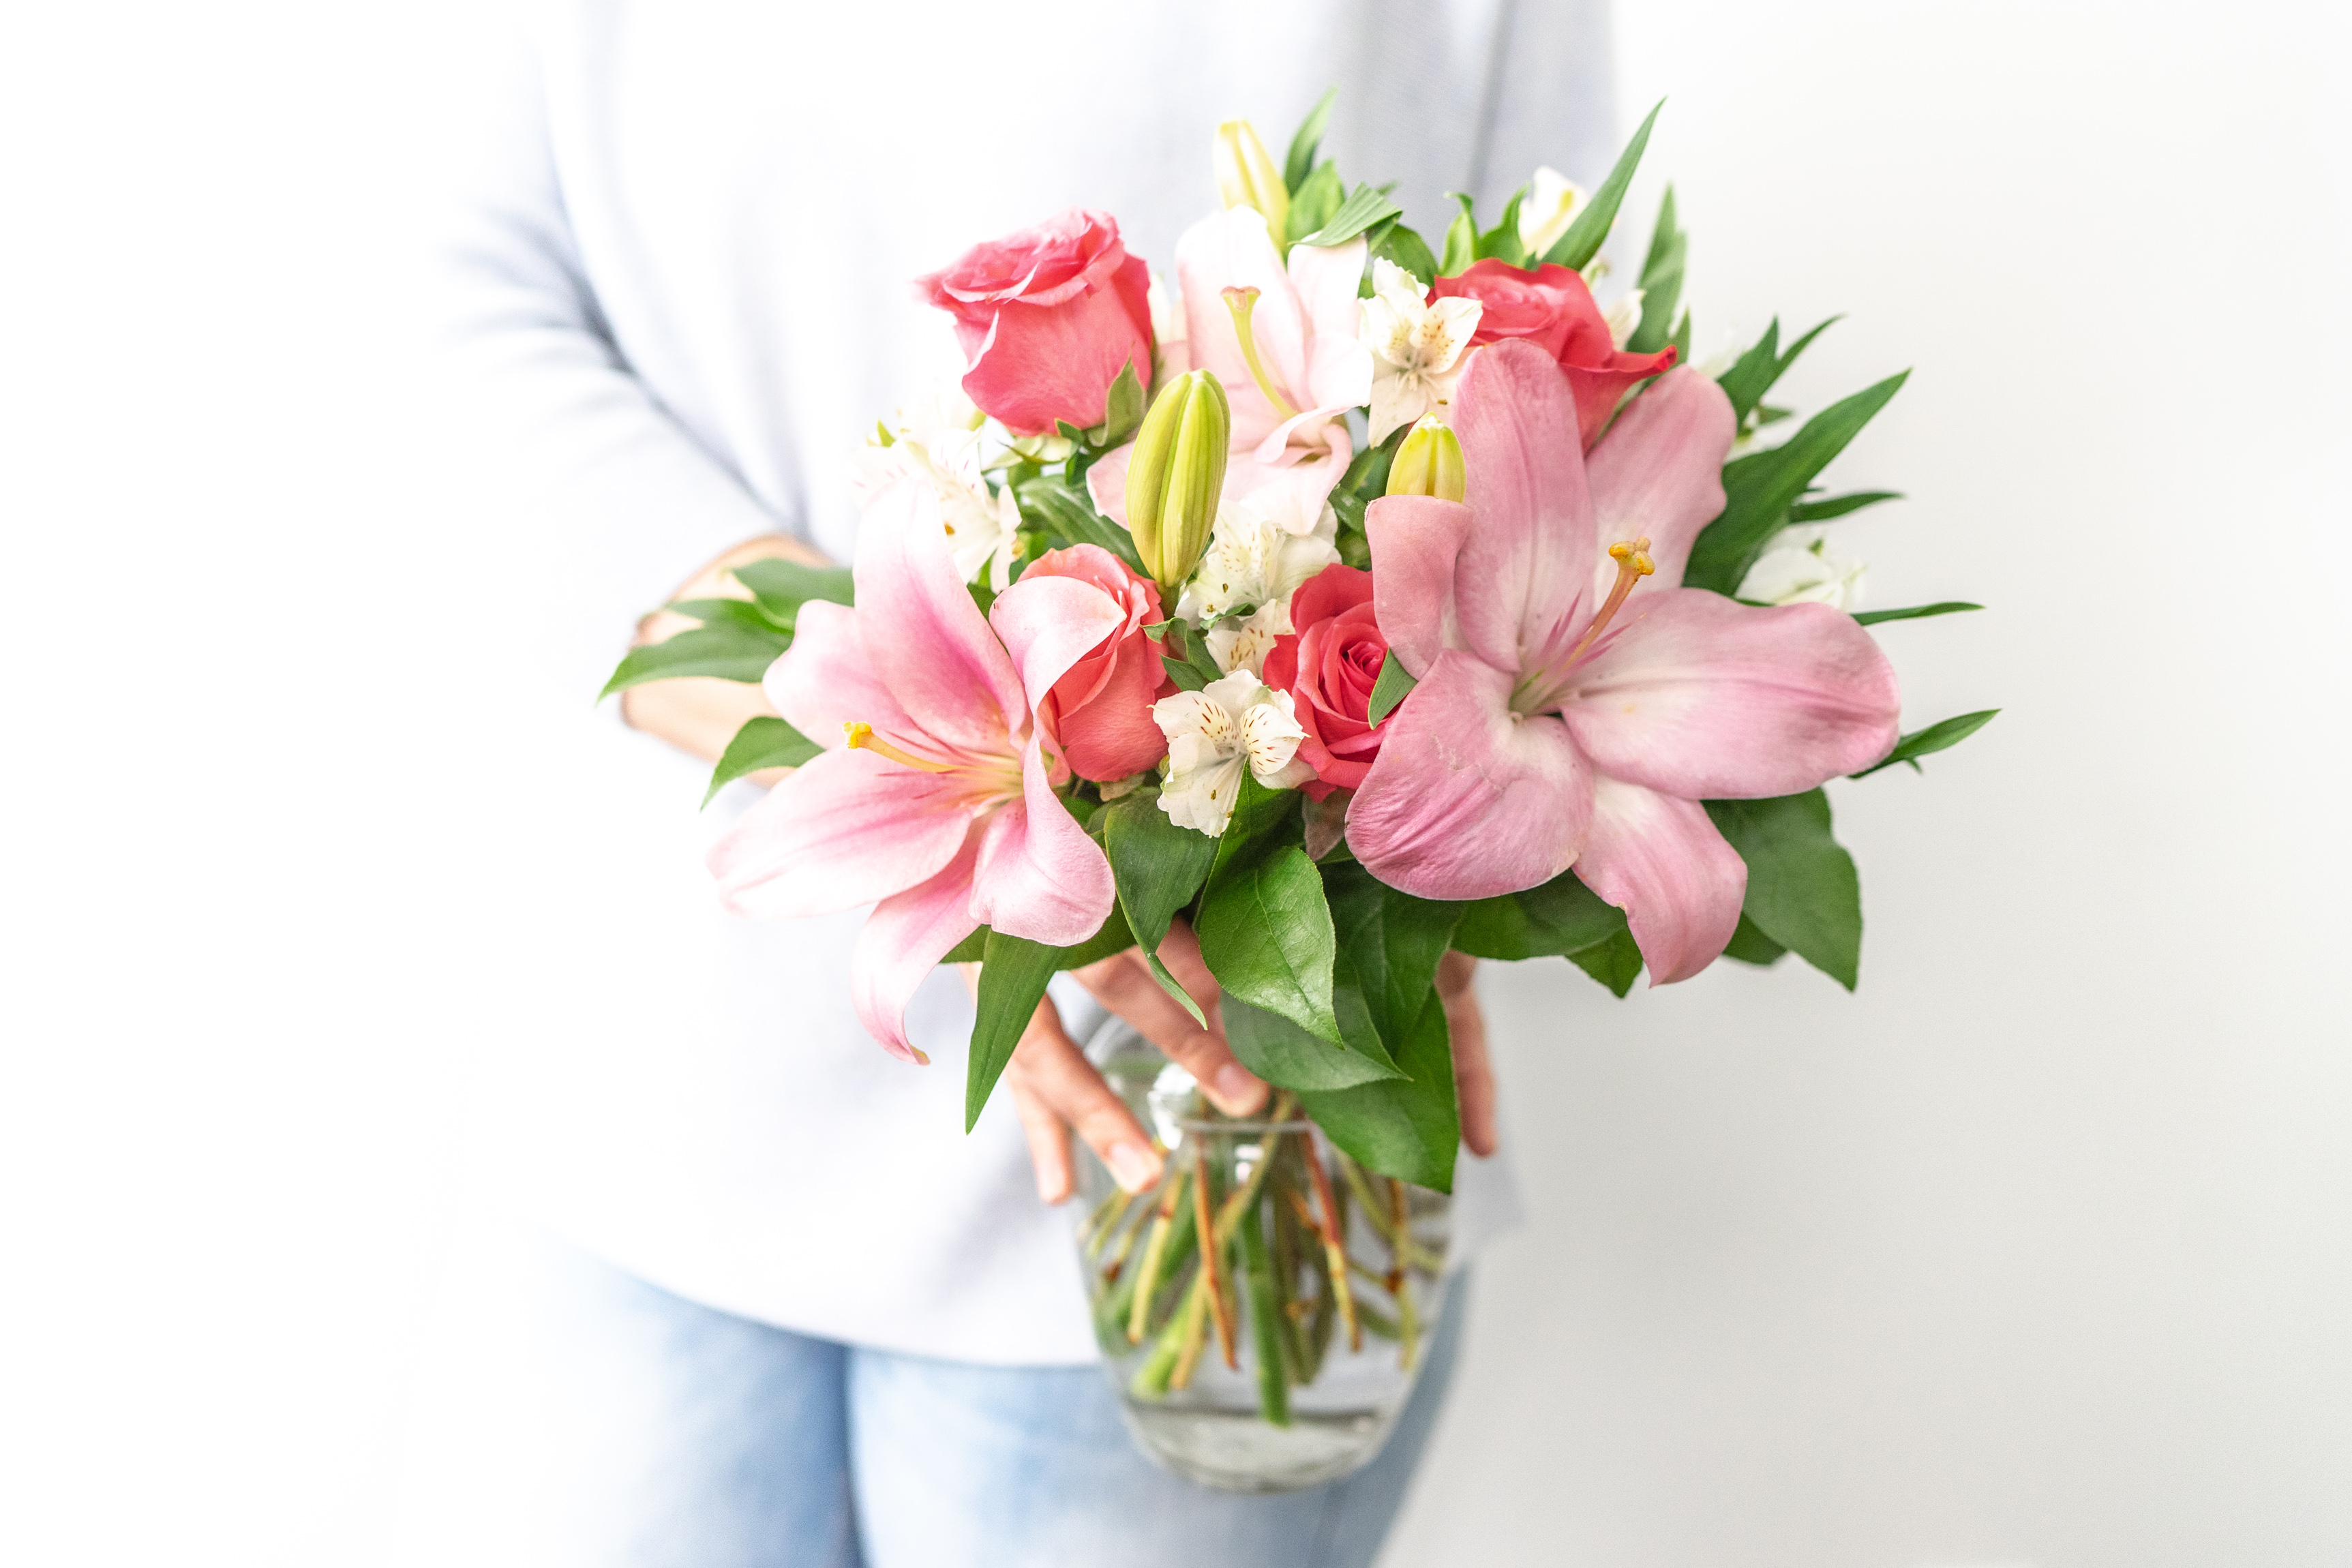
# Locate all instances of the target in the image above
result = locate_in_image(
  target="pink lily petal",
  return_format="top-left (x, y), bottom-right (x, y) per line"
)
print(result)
top-left (1563, 590), bottom-right (1902, 799)
top-left (708, 746), bottom-right (977, 920)
top-left (968, 742), bottom-right (1116, 948)
top-left (988, 574), bottom-right (1130, 715)
top-left (1346, 650), bottom-right (1592, 899)
top-left (852, 474), bottom-right (1027, 756)
top-left (1448, 342), bottom-right (1598, 672)
top-left (1573, 777), bottom-right (1747, 985)
top-left (763, 599), bottom-right (918, 750)
top-left (1584, 367), bottom-right (1736, 594)
top-left (1176, 208), bottom-right (1302, 449)
top-left (1363, 494), bottom-right (1473, 679)
top-left (1228, 442), bottom-right (1348, 537)
top-left (851, 826), bottom-right (986, 1064)
top-left (1287, 237), bottom-right (1373, 410)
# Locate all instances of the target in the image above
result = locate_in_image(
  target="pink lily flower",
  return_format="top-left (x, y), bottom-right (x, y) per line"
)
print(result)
top-left (708, 474), bottom-right (1119, 1061)
top-left (1347, 342), bottom-right (1901, 982)
top-left (1091, 209), bottom-right (1371, 536)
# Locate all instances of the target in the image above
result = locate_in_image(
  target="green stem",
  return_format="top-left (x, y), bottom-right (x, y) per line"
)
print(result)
top-left (1238, 1198), bottom-right (1291, 1426)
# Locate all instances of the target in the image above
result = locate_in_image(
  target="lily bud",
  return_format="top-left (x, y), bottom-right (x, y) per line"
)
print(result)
top-left (1385, 415), bottom-right (1466, 502)
top-left (1125, 370), bottom-right (1231, 588)
top-left (1213, 119), bottom-right (1290, 243)
top-left (1516, 166), bottom-right (1588, 259)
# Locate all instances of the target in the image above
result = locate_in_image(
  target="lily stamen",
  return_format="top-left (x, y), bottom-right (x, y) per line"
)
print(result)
top-left (844, 721), bottom-right (956, 773)
top-left (1559, 536), bottom-right (1655, 670)
top-left (1220, 286), bottom-right (1301, 421)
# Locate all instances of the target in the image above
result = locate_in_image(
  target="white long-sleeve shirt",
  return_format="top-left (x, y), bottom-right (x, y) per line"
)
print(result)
top-left (434, 0), bottom-right (1613, 1364)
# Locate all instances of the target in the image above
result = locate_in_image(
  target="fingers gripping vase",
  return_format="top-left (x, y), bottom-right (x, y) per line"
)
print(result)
top-left (1074, 1019), bottom-right (1452, 1493)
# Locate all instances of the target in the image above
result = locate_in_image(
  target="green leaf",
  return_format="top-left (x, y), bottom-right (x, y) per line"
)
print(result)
top-left (1438, 198), bottom-right (1477, 277)
top-left (1011, 470), bottom-right (1145, 575)
top-left (1542, 98), bottom-right (1664, 271)
top-left (1161, 654), bottom-right (1208, 692)
top-left (1668, 307), bottom-right (1691, 363)
top-left (1323, 866), bottom-right (1460, 1061)
top-left (667, 597), bottom-right (793, 635)
top-left (730, 557), bottom-right (854, 624)
top-left (1625, 184), bottom-right (1685, 357)
top-left (1366, 220), bottom-right (1440, 294)
top-left (1852, 601), bottom-right (1982, 627)
top-left (599, 622), bottom-right (790, 697)
top-left (1224, 991), bottom-right (1402, 1091)
top-left (1447, 869), bottom-right (1627, 960)
top-left (1295, 183), bottom-right (1402, 249)
top-left (1566, 926), bottom-right (1644, 996)
top-left (1285, 161), bottom-right (1346, 247)
top-left (1683, 370), bottom-right (1910, 597)
top-left (1363, 653), bottom-right (1417, 725)
top-left (941, 928), bottom-right (989, 965)
top-left (965, 931), bottom-right (1060, 1130)
top-left (1054, 903), bottom-right (1138, 969)
top-left (1475, 183), bottom-right (1530, 266)
top-left (1282, 86), bottom-right (1339, 194)
top-left (1297, 989), bottom-right (1459, 1191)
top-left (702, 716), bottom-right (821, 805)
top-left (1704, 789), bottom-right (1861, 989)
top-left (1086, 361), bottom-right (1146, 449)
top-left (1788, 489), bottom-right (1902, 523)
top-left (1104, 791), bottom-right (1218, 1025)
top-left (1850, 709), bottom-right (2000, 779)
top-left (1721, 914), bottom-right (1788, 966)
top-left (1199, 844), bottom-right (1343, 1046)
top-left (1717, 316), bottom-right (1841, 428)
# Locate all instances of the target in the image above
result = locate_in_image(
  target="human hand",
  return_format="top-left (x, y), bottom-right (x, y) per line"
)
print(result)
top-left (1001, 920), bottom-right (1266, 1204)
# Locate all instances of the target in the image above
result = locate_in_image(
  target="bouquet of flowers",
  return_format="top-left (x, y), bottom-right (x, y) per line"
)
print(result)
top-left (605, 95), bottom-right (1993, 1464)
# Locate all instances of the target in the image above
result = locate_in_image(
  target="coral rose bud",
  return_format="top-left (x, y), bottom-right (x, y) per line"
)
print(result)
top-left (1125, 370), bottom-right (1230, 589)
top-left (1386, 414), bottom-right (1466, 502)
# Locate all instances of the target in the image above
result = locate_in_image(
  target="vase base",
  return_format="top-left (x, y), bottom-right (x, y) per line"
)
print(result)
top-left (1115, 1399), bottom-right (1396, 1493)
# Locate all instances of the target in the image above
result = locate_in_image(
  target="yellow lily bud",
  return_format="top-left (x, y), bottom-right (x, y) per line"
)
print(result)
top-left (1385, 416), bottom-right (1466, 502)
top-left (1124, 370), bottom-right (1231, 588)
top-left (1213, 119), bottom-right (1290, 243)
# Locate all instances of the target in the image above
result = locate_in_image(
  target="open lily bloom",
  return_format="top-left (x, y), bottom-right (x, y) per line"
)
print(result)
top-left (708, 473), bottom-right (1117, 1061)
top-left (1347, 343), bottom-right (1901, 982)
top-left (1090, 208), bottom-right (1371, 538)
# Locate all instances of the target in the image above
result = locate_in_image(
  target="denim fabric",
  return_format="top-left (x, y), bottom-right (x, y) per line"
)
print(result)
top-left (394, 1226), bottom-right (1466, 1568)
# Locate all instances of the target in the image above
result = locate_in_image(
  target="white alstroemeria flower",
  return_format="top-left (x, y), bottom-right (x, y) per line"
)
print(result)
top-left (850, 384), bottom-right (1021, 589)
top-left (1174, 496), bottom-right (1340, 626)
top-left (1359, 259), bottom-right (1483, 444)
top-left (1203, 601), bottom-right (1289, 678)
top-left (1517, 166), bottom-right (1588, 258)
top-left (1152, 671), bottom-right (1316, 836)
top-left (1737, 526), bottom-right (1869, 610)
top-left (1603, 287), bottom-right (1646, 350)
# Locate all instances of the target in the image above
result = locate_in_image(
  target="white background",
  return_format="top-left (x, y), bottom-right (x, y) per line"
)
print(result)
top-left (3, 3), bottom-right (2347, 1566)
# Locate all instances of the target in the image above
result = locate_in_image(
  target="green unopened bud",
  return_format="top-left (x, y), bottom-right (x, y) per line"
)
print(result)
top-left (1212, 119), bottom-right (1289, 243)
top-left (1386, 415), bottom-right (1467, 502)
top-left (1125, 370), bottom-right (1230, 588)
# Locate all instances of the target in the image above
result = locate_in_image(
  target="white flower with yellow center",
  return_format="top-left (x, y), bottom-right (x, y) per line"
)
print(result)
top-left (1738, 526), bottom-right (1869, 610)
top-left (1203, 601), bottom-right (1288, 678)
top-left (1603, 288), bottom-right (1645, 350)
top-left (1153, 671), bottom-right (1315, 836)
top-left (1516, 166), bottom-right (1588, 258)
top-left (1174, 496), bottom-right (1339, 627)
top-left (849, 383), bottom-right (1021, 590)
top-left (1358, 259), bottom-right (1483, 444)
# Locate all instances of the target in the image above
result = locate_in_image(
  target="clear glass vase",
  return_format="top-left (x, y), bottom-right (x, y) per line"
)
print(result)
top-left (1074, 1018), bottom-right (1453, 1493)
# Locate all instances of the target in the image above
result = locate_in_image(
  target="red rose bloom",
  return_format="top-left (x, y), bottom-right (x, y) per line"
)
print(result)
top-left (1431, 258), bottom-right (1676, 445)
top-left (1263, 564), bottom-right (1391, 802)
top-left (1011, 544), bottom-right (1172, 782)
top-left (918, 209), bottom-right (1154, 438)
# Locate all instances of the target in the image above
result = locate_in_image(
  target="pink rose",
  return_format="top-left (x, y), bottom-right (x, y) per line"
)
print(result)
top-left (1431, 258), bottom-right (1676, 445)
top-left (918, 210), bottom-right (1154, 438)
top-left (1263, 564), bottom-right (1389, 802)
top-left (1016, 545), bottom-right (1172, 782)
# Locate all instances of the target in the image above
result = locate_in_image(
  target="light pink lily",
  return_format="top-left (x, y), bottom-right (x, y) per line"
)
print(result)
top-left (1347, 342), bottom-right (1901, 982)
top-left (1091, 208), bottom-right (1372, 536)
top-left (708, 473), bottom-right (1119, 1061)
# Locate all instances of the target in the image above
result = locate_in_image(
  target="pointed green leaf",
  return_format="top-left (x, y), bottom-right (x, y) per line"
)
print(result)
top-left (1104, 790), bottom-right (1218, 1025)
top-left (1297, 989), bottom-right (1459, 1191)
top-left (1283, 87), bottom-right (1340, 194)
top-left (1715, 318), bottom-right (1783, 424)
top-left (965, 931), bottom-right (1061, 1130)
top-left (1364, 654), bottom-right (1418, 725)
top-left (1542, 99), bottom-right (1665, 271)
top-left (942, 928), bottom-right (989, 965)
top-left (1566, 926), bottom-right (1644, 995)
top-left (1447, 869), bottom-right (1627, 960)
top-left (1285, 160), bottom-right (1346, 247)
top-left (1438, 198), bottom-right (1477, 277)
top-left (1683, 370), bottom-right (1910, 597)
top-left (1850, 709), bottom-right (2000, 779)
top-left (1011, 470), bottom-right (1146, 575)
top-left (1224, 990), bottom-right (1402, 1091)
top-left (1323, 866), bottom-right (1460, 1064)
top-left (1626, 185), bottom-right (1685, 357)
top-left (1198, 843), bottom-right (1342, 1046)
top-left (1852, 601), bottom-right (1982, 627)
top-left (1705, 789), bottom-right (1860, 989)
top-left (1721, 914), bottom-right (1788, 967)
top-left (1086, 360), bottom-right (1147, 449)
top-left (1366, 221), bottom-right (1440, 294)
top-left (729, 557), bottom-right (854, 624)
top-left (1475, 183), bottom-right (1530, 266)
top-left (702, 716), bottom-right (821, 805)
top-left (1668, 307), bottom-right (1691, 363)
top-left (667, 597), bottom-right (794, 635)
top-left (1296, 183), bottom-right (1402, 249)
top-left (599, 622), bottom-right (790, 697)
top-left (1788, 489), bottom-right (1902, 523)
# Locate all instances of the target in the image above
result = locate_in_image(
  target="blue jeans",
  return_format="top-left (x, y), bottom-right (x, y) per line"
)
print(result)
top-left (394, 1226), bottom-right (1468, 1567)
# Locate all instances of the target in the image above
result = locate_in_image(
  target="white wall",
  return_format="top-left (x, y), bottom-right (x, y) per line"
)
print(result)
top-left (1383, 3), bottom-right (2352, 1564)
top-left (2, 3), bottom-right (2345, 1566)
